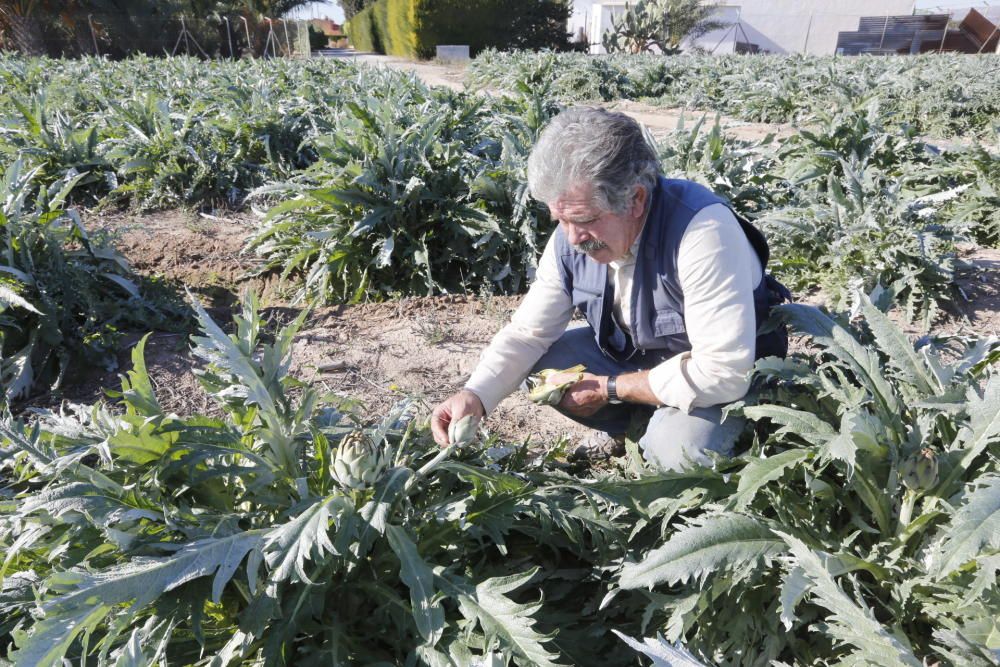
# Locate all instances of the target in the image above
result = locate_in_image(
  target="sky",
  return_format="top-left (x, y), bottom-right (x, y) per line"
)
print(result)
top-left (286, 1), bottom-right (345, 22)
top-left (285, 0), bottom-right (995, 23)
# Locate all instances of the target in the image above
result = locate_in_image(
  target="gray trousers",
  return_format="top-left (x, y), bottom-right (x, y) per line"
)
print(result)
top-left (530, 326), bottom-right (743, 472)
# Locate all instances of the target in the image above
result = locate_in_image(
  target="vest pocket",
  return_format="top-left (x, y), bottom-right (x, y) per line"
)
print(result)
top-left (653, 310), bottom-right (686, 336)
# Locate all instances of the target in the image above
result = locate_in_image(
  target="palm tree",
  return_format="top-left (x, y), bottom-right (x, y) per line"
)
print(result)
top-left (0, 0), bottom-right (58, 54)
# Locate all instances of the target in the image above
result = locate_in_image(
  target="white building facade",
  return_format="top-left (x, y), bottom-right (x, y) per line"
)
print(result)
top-left (572, 0), bottom-right (919, 55)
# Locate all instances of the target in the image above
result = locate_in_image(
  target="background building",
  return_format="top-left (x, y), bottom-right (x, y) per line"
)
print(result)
top-left (571, 0), bottom-right (999, 55)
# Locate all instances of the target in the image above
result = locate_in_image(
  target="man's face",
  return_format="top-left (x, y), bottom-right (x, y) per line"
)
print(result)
top-left (548, 182), bottom-right (647, 264)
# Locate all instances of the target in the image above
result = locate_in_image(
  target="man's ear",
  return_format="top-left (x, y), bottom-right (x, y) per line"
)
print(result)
top-left (630, 185), bottom-right (648, 219)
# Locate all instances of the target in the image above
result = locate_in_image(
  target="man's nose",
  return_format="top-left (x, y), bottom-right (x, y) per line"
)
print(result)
top-left (562, 221), bottom-right (589, 245)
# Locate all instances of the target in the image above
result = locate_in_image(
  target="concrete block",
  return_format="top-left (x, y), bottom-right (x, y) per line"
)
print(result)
top-left (436, 45), bottom-right (470, 62)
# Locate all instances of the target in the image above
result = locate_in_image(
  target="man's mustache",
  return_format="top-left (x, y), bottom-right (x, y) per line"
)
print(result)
top-left (573, 239), bottom-right (608, 254)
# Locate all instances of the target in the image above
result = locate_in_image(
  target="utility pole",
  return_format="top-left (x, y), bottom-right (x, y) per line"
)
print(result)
top-left (802, 12), bottom-right (814, 54)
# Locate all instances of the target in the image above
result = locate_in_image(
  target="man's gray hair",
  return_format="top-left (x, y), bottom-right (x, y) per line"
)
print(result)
top-left (527, 107), bottom-right (661, 214)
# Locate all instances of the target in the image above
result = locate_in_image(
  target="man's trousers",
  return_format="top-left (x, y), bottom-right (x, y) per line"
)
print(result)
top-left (529, 325), bottom-right (743, 471)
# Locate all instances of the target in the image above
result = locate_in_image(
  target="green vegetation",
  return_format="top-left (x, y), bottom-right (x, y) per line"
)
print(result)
top-left (0, 54), bottom-right (996, 399)
top-left (1, 291), bottom-right (997, 665)
top-left (246, 69), bottom-right (555, 302)
top-left (468, 51), bottom-right (1000, 140)
top-left (0, 159), bottom-right (184, 402)
top-left (345, 0), bottom-right (570, 58)
top-left (0, 51), bottom-right (998, 665)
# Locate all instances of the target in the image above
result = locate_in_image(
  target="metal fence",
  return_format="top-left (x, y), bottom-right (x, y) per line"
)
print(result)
top-left (0, 14), bottom-right (312, 59)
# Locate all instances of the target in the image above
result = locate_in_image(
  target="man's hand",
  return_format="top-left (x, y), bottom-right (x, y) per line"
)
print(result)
top-left (552, 371), bottom-right (608, 417)
top-left (431, 389), bottom-right (486, 446)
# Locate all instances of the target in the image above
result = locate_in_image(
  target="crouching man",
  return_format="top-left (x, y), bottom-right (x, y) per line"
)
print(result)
top-left (431, 107), bottom-right (788, 471)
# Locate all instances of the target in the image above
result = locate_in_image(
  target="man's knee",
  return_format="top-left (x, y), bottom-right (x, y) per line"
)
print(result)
top-left (529, 325), bottom-right (597, 375)
top-left (638, 405), bottom-right (743, 472)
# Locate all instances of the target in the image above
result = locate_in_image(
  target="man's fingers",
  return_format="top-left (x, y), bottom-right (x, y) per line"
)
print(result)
top-left (430, 407), bottom-right (450, 446)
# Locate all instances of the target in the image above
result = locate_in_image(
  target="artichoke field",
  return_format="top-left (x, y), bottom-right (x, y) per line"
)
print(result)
top-left (468, 51), bottom-right (1000, 140)
top-left (0, 52), bottom-right (998, 665)
top-left (1, 291), bottom-right (998, 666)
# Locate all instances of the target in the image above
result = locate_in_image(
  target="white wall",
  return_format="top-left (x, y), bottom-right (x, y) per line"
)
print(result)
top-left (570, 0), bottom-right (597, 42)
top-left (717, 0), bottom-right (918, 54)
top-left (579, 0), bottom-right (920, 55)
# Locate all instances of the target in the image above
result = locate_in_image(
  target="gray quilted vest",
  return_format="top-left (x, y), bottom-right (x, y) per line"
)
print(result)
top-left (552, 177), bottom-right (789, 365)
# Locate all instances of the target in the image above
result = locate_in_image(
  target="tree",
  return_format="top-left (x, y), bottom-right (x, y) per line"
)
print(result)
top-left (338, 0), bottom-right (374, 21)
top-left (602, 0), bottom-right (726, 54)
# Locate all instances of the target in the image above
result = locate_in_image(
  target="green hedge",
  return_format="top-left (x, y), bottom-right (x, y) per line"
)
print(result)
top-left (345, 5), bottom-right (382, 53)
top-left (347, 0), bottom-right (569, 59)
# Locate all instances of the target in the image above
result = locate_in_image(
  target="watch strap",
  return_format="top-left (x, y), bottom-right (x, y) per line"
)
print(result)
top-left (607, 375), bottom-right (622, 404)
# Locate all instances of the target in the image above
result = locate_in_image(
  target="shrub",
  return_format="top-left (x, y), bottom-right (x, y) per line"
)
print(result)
top-left (345, 6), bottom-right (383, 53)
top-left (308, 24), bottom-right (329, 51)
top-left (347, 0), bottom-right (570, 59)
top-left (0, 160), bottom-right (186, 402)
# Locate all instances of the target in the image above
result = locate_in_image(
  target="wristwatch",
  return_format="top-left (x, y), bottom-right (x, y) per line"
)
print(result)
top-left (606, 375), bottom-right (623, 404)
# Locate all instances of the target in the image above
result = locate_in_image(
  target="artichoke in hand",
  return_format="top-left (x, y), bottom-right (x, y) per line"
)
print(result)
top-left (527, 364), bottom-right (587, 405)
top-left (448, 414), bottom-right (481, 446)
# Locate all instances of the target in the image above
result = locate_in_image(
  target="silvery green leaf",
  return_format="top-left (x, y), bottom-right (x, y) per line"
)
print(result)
top-left (438, 569), bottom-right (562, 667)
top-left (10, 532), bottom-right (263, 666)
top-left (728, 448), bottom-right (812, 510)
top-left (387, 524), bottom-right (444, 646)
top-left (926, 476), bottom-right (1000, 580)
top-left (612, 630), bottom-right (708, 667)
top-left (777, 532), bottom-right (922, 667)
top-left (620, 514), bottom-right (784, 589)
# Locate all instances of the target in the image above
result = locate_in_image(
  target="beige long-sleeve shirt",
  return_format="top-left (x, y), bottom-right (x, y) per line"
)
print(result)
top-left (465, 203), bottom-right (763, 414)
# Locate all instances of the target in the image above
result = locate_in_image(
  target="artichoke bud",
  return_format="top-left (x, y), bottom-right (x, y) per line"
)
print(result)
top-left (448, 414), bottom-right (481, 446)
top-left (330, 431), bottom-right (386, 491)
top-left (900, 448), bottom-right (938, 491)
top-left (527, 364), bottom-right (587, 405)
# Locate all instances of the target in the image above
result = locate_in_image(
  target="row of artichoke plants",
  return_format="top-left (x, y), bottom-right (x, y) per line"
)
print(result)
top-left (466, 51), bottom-right (1000, 140)
top-left (1, 285), bottom-right (997, 666)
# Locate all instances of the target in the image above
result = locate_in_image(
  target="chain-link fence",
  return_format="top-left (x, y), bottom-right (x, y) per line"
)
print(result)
top-left (0, 14), bottom-right (311, 59)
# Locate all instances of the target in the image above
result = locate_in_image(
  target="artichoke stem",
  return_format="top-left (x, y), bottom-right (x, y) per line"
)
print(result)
top-left (896, 489), bottom-right (919, 535)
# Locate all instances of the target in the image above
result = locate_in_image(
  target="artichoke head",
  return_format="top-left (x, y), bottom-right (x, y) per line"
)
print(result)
top-left (330, 431), bottom-right (386, 491)
top-left (900, 448), bottom-right (938, 491)
top-left (448, 414), bottom-right (481, 446)
top-left (527, 364), bottom-right (587, 405)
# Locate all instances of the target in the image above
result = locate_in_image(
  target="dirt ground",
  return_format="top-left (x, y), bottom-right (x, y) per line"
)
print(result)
top-left (32, 56), bottom-right (1000, 449)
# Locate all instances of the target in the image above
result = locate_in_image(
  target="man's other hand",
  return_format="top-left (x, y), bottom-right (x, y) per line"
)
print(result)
top-left (431, 389), bottom-right (486, 446)
top-left (554, 371), bottom-right (608, 417)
